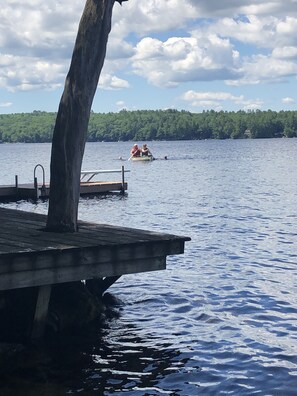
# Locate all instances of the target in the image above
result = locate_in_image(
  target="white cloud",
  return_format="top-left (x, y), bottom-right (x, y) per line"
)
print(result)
top-left (282, 97), bottom-right (295, 104)
top-left (276, 16), bottom-right (297, 36)
top-left (132, 35), bottom-right (240, 87)
top-left (0, 1), bottom-right (83, 58)
top-left (98, 74), bottom-right (130, 90)
top-left (183, 91), bottom-right (244, 102)
top-left (116, 100), bottom-right (127, 111)
top-left (0, 53), bottom-right (65, 91)
top-left (127, 5), bottom-right (297, 89)
top-left (0, 0), bottom-right (297, 110)
top-left (187, 0), bottom-right (297, 18)
top-left (191, 15), bottom-right (297, 50)
top-left (0, 1), bottom-right (135, 92)
top-left (272, 46), bottom-right (297, 59)
top-left (0, 1), bottom-right (83, 91)
top-left (112, 0), bottom-right (199, 36)
top-left (226, 54), bottom-right (297, 86)
top-left (106, 37), bottom-right (134, 60)
top-left (194, 16), bottom-right (277, 48)
top-left (182, 90), bottom-right (263, 110)
top-left (0, 101), bottom-right (12, 108)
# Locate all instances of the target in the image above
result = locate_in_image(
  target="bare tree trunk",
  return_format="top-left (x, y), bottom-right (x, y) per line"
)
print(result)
top-left (46, 0), bottom-right (117, 232)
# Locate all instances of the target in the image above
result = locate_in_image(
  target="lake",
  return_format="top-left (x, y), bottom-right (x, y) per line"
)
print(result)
top-left (0, 138), bottom-right (297, 395)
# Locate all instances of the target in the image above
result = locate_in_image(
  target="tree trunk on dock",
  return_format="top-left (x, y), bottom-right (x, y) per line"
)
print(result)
top-left (46, 0), bottom-right (126, 232)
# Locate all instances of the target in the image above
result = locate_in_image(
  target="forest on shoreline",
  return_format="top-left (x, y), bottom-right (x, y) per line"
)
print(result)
top-left (0, 109), bottom-right (297, 143)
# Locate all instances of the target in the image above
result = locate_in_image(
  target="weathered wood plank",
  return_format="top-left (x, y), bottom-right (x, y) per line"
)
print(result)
top-left (0, 214), bottom-right (186, 251)
top-left (0, 239), bottom-right (185, 275)
top-left (80, 181), bottom-right (127, 194)
top-left (0, 186), bottom-right (16, 197)
top-left (0, 256), bottom-right (166, 290)
top-left (0, 207), bottom-right (190, 291)
top-left (31, 285), bottom-right (52, 342)
top-left (0, 180), bottom-right (127, 202)
top-left (0, 227), bottom-right (178, 252)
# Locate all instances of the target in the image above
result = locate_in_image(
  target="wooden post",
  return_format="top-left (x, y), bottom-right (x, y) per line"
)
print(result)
top-left (101, 276), bottom-right (121, 293)
top-left (121, 165), bottom-right (125, 193)
top-left (34, 177), bottom-right (39, 200)
top-left (86, 276), bottom-right (121, 295)
top-left (15, 175), bottom-right (18, 198)
top-left (31, 285), bottom-right (52, 343)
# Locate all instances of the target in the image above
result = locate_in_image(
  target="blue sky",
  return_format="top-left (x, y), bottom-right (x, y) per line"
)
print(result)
top-left (0, 0), bottom-right (297, 114)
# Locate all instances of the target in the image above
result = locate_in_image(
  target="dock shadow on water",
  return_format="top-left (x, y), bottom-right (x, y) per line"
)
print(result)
top-left (0, 292), bottom-right (193, 396)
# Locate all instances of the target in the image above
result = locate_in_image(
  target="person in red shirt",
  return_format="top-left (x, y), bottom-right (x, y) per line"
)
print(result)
top-left (130, 144), bottom-right (141, 157)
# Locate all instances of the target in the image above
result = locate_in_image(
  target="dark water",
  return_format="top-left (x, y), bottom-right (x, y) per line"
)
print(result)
top-left (1, 139), bottom-right (297, 395)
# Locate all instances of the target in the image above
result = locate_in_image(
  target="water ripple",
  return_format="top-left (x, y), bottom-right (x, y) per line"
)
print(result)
top-left (1, 139), bottom-right (297, 395)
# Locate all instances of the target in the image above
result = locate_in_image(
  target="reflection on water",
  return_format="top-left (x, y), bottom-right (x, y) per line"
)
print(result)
top-left (1, 139), bottom-right (297, 395)
top-left (0, 300), bottom-right (194, 396)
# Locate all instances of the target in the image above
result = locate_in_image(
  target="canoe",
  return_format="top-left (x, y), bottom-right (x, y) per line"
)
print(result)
top-left (131, 156), bottom-right (154, 162)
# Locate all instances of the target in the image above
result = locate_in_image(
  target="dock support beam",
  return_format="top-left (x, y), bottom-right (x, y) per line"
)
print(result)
top-left (31, 285), bottom-right (51, 343)
top-left (15, 175), bottom-right (19, 198)
top-left (121, 166), bottom-right (125, 193)
top-left (86, 276), bottom-right (121, 296)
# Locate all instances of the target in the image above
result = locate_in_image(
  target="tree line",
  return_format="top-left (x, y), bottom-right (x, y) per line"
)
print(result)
top-left (0, 108), bottom-right (296, 143)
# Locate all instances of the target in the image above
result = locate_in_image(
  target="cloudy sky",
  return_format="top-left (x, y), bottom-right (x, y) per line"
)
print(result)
top-left (1, 0), bottom-right (297, 114)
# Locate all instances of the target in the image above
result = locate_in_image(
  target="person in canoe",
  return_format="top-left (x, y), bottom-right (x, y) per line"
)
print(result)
top-left (141, 143), bottom-right (152, 157)
top-left (130, 143), bottom-right (141, 158)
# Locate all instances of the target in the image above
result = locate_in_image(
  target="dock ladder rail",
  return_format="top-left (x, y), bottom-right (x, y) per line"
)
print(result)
top-left (33, 164), bottom-right (46, 199)
top-left (80, 165), bottom-right (130, 192)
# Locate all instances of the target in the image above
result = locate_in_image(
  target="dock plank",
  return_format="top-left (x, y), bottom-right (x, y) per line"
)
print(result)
top-left (0, 207), bottom-right (190, 290)
top-left (0, 180), bottom-right (127, 201)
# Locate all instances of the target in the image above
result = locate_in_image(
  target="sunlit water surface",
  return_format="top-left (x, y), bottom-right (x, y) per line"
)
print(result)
top-left (0, 139), bottom-right (297, 395)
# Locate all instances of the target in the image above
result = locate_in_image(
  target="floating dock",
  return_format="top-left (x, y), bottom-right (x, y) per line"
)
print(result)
top-left (0, 207), bottom-right (190, 340)
top-left (0, 165), bottom-right (129, 201)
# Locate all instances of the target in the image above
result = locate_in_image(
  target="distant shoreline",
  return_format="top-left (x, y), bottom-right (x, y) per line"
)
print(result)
top-left (0, 109), bottom-right (296, 143)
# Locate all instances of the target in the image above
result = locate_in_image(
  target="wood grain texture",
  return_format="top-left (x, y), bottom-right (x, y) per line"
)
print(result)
top-left (0, 208), bottom-right (190, 290)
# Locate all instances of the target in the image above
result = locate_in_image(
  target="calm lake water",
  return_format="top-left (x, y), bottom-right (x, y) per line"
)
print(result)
top-left (1, 139), bottom-right (297, 395)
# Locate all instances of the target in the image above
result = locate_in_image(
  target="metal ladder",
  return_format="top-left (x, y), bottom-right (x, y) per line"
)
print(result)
top-left (33, 164), bottom-right (46, 199)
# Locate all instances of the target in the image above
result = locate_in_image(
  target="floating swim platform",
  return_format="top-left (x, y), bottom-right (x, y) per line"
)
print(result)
top-left (0, 166), bottom-right (129, 201)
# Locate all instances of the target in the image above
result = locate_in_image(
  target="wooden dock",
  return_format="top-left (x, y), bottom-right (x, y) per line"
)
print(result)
top-left (0, 181), bottom-right (127, 201)
top-left (0, 207), bottom-right (190, 340)
top-left (0, 166), bottom-right (129, 202)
